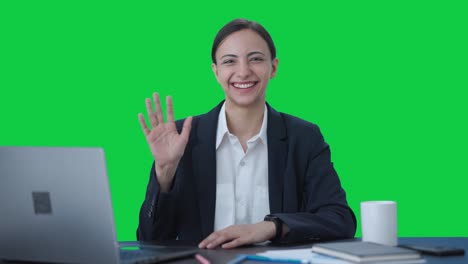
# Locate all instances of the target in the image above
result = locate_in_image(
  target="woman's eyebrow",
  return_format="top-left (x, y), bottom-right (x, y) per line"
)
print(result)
top-left (248, 51), bottom-right (265, 56)
top-left (220, 51), bottom-right (265, 59)
top-left (221, 54), bottom-right (238, 59)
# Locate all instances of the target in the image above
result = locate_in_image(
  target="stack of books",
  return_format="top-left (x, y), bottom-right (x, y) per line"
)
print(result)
top-left (311, 241), bottom-right (425, 263)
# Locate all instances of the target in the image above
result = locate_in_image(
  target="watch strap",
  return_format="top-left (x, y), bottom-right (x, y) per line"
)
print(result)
top-left (264, 214), bottom-right (282, 241)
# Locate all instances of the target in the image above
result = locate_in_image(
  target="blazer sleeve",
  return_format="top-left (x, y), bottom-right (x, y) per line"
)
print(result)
top-left (273, 127), bottom-right (356, 243)
top-left (136, 162), bottom-right (179, 241)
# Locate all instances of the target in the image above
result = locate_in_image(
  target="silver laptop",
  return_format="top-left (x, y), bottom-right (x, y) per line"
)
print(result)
top-left (0, 147), bottom-right (196, 264)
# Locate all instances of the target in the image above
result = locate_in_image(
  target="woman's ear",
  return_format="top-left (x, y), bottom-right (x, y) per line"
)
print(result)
top-left (211, 63), bottom-right (218, 80)
top-left (270, 58), bottom-right (279, 79)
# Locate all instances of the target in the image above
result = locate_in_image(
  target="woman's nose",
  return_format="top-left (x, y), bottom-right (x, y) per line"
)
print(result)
top-left (236, 61), bottom-right (252, 78)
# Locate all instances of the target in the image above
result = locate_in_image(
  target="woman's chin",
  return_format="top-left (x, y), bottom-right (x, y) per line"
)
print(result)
top-left (226, 96), bottom-right (265, 109)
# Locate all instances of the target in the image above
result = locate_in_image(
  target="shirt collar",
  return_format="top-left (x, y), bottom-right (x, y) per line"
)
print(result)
top-left (216, 102), bottom-right (268, 149)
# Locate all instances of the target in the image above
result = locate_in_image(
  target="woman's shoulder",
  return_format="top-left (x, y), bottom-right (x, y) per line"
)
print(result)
top-left (279, 112), bottom-right (323, 137)
top-left (279, 112), bottom-right (318, 129)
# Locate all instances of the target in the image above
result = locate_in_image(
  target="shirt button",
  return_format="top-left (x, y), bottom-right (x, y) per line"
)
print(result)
top-left (240, 161), bottom-right (245, 166)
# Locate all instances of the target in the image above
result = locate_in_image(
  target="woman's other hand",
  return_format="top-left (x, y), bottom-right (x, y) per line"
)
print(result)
top-left (198, 221), bottom-right (277, 249)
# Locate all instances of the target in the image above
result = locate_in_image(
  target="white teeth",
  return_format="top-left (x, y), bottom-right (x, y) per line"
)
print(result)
top-left (233, 82), bottom-right (255, 89)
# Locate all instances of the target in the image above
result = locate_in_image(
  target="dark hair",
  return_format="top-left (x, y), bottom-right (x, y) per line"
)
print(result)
top-left (211, 18), bottom-right (276, 64)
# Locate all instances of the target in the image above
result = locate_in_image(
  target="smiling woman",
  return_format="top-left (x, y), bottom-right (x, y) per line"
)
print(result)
top-left (212, 29), bottom-right (278, 116)
top-left (136, 18), bottom-right (356, 249)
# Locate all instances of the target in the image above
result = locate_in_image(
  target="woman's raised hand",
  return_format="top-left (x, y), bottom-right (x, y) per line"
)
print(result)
top-left (138, 93), bottom-right (192, 192)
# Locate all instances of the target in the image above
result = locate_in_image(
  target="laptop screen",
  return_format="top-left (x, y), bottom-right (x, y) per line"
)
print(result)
top-left (0, 147), bottom-right (120, 263)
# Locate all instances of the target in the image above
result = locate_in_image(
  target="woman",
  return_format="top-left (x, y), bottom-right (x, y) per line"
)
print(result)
top-left (137, 18), bottom-right (356, 249)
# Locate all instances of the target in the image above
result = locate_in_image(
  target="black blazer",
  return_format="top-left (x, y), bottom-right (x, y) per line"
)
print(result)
top-left (137, 102), bottom-right (356, 243)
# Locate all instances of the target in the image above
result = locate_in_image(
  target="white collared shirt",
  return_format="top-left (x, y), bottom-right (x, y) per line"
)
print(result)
top-left (214, 103), bottom-right (270, 231)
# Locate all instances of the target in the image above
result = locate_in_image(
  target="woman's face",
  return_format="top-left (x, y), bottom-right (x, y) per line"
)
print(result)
top-left (212, 29), bottom-right (278, 109)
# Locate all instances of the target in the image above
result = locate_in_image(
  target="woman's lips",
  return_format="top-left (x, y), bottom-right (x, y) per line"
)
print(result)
top-left (231, 81), bottom-right (258, 89)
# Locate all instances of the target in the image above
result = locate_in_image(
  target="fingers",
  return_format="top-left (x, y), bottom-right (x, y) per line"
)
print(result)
top-left (198, 234), bottom-right (213, 249)
top-left (166, 96), bottom-right (174, 123)
top-left (199, 224), bottom-right (269, 249)
top-left (221, 237), bottom-right (248, 249)
top-left (153, 92), bottom-right (164, 124)
top-left (143, 93), bottom-right (183, 132)
top-left (198, 231), bottom-right (220, 248)
top-left (145, 98), bottom-right (158, 128)
top-left (138, 113), bottom-right (150, 136)
top-left (199, 230), bottom-right (238, 249)
top-left (180, 116), bottom-right (192, 141)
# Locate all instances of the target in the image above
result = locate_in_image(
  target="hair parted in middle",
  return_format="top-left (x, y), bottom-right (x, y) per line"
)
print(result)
top-left (211, 18), bottom-right (276, 64)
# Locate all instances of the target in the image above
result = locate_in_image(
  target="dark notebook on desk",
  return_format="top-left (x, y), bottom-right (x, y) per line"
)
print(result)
top-left (311, 241), bottom-right (422, 263)
top-left (0, 147), bottom-right (197, 264)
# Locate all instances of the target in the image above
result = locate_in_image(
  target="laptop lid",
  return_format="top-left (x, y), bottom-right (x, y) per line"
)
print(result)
top-left (0, 146), bottom-right (120, 263)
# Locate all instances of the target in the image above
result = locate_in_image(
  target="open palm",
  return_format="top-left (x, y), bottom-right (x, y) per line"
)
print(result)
top-left (138, 93), bottom-right (192, 191)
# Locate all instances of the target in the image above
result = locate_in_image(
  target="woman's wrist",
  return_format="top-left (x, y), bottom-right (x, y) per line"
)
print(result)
top-left (259, 221), bottom-right (277, 241)
top-left (155, 164), bottom-right (177, 192)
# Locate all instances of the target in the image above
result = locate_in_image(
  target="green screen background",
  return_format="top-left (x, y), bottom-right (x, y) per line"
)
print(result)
top-left (1, 1), bottom-right (467, 241)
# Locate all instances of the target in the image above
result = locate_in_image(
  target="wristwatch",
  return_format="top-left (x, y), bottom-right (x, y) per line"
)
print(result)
top-left (264, 214), bottom-right (283, 241)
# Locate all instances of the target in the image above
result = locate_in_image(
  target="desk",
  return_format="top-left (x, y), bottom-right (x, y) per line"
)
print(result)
top-left (170, 237), bottom-right (467, 264)
top-left (0, 238), bottom-right (465, 263)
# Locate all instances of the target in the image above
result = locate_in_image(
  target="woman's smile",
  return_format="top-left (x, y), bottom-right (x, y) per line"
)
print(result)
top-left (231, 81), bottom-right (258, 89)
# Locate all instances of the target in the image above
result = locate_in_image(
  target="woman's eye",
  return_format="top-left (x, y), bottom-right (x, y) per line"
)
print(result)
top-left (222, 59), bottom-right (235, 64)
top-left (251, 57), bottom-right (264, 62)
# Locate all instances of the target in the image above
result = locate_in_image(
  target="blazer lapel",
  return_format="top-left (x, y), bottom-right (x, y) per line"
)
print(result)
top-left (192, 102), bottom-right (223, 238)
top-left (266, 103), bottom-right (288, 214)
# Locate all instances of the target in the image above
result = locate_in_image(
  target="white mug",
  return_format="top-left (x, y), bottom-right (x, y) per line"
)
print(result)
top-left (360, 201), bottom-right (397, 246)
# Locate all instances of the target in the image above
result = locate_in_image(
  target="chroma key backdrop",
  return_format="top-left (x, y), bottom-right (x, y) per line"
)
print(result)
top-left (1, 1), bottom-right (467, 240)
